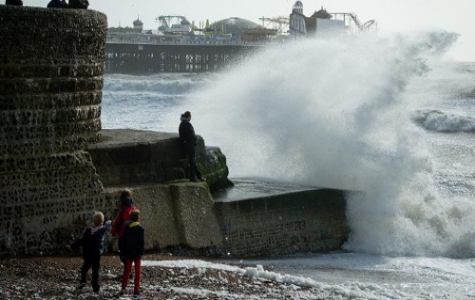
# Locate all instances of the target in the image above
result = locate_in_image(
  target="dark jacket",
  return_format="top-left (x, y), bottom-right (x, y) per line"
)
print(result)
top-left (6, 0), bottom-right (23, 5)
top-left (47, 0), bottom-right (67, 8)
top-left (68, 0), bottom-right (89, 9)
top-left (122, 221), bottom-right (145, 260)
top-left (179, 117), bottom-right (196, 146)
top-left (71, 226), bottom-right (106, 259)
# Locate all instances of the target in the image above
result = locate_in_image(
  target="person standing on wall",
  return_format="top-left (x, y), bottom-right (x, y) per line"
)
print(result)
top-left (46, 0), bottom-right (89, 8)
top-left (179, 111), bottom-right (204, 182)
top-left (111, 189), bottom-right (137, 278)
top-left (46, 0), bottom-right (67, 7)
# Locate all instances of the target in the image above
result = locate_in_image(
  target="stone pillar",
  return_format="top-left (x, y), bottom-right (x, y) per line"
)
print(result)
top-left (0, 6), bottom-right (108, 256)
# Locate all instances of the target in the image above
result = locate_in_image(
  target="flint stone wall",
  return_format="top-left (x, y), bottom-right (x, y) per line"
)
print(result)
top-left (0, 6), bottom-right (107, 256)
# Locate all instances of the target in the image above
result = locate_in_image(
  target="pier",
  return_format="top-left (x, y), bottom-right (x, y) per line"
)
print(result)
top-left (103, 7), bottom-right (375, 74)
top-left (105, 42), bottom-right (258, 73)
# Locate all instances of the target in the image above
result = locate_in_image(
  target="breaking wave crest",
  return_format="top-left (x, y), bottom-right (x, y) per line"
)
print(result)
top-left (103, 73), bottom-right (209, 95)
top-left (413, 109), bottom-right (475, 133)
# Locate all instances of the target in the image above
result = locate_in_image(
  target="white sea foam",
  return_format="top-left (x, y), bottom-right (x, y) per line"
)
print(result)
top-left (142, 254), bottom-right (475, 299)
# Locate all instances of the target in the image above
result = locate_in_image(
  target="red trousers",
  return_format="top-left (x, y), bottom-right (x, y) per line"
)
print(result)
top-left (121, 258), bottom-right (141, 293)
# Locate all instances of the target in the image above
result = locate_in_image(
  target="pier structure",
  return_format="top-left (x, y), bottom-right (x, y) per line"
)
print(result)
top-left (104, 15), bottom-right (276, 74)
top-left (105, 42), bottom-right (257, 73)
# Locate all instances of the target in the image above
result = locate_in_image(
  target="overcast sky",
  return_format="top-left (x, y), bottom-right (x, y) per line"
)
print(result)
top-left (23, 0), bottom-right (475, 61)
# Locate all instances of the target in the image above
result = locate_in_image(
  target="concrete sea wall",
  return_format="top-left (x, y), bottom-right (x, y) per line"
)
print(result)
top-left (87, 129), bottom-right (231, 192)
top-left (216, 189), bottom-right (348, 256)
top-left (87, 128), bottom-right (230, 253)
top-left (88, 130), bottom-right (348, 257)
top-left (103, 184), bottom-right (223, 252)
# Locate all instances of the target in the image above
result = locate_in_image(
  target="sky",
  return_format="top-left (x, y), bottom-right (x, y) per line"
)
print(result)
top-left (23, 0), bottom-right (475, 62)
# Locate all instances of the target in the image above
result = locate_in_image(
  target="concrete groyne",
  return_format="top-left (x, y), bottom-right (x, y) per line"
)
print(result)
top-left (216, 189), bottom-right (348, 256)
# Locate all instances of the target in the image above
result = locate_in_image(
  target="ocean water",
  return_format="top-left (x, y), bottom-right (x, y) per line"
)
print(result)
top-left (102, 30), bottom-right (475, 299)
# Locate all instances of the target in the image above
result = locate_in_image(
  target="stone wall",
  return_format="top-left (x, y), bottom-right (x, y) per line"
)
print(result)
top-left (0, 6), bottom-right (108, 256)
top-left (103, 184), bottom-right (223, 252)
top-left (87, 129), bottom-right (231, 192)
top-left (87, 129), bottom-right (229, 255)
top-left (100, 183), bottom-right (349, 258)
top-left (87, 129), bottom-right (349, 257)
top-left (216, 189), bottom-right (348, 256)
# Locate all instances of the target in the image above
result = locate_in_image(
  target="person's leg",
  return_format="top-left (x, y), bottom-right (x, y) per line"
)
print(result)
top-left (196, 166), bottom-right (203, 180)
top-left (118, 237), bottom-right (128, 278)
top-left (121, 257), bottom-right (127, 278)
top-left (189, 157), bottom-right (197, 180)
top-left (80, 258), bottom-right (92, 284)
top-left (185, 144), bottom-right (197, 180)
top-left (91, 256), bottom-right (101, 293)
top-left (77, 258), bottom-right (91, 290)
top-left (121, 259), bottom-right (133, 289)
top-left (133, 258), bottom-right (142, 295)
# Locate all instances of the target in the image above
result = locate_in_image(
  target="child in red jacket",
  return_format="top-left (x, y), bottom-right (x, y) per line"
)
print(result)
top-left (111, 189), bottom-right (137, 276)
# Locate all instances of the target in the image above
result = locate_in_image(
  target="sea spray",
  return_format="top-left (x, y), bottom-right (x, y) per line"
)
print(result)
top-left (181, 30), bottom-right (475, 257)
top-left (188, 31), bottom-right (443, 188)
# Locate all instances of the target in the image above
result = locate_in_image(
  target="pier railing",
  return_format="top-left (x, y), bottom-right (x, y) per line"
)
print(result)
top-left (106, 33), bottom-right (270, 47)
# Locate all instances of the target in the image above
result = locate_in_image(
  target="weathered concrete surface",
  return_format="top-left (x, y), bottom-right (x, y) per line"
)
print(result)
top-left (0, 6), bottom-right (107, 256)
top-left (104, 183), bottom-right (223, 251)
top-left (87, 129), bottom-right (231, 192)
top-left (90, 129), bottom-right (227, 252)
top-left (170, 183), bottom-right (222, 248)
top-left (216, 189), bottom-right (348, 257)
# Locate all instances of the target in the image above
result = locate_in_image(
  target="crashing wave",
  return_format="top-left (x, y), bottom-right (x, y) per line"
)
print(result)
top-left (412, 109), bottom-right (475, 132)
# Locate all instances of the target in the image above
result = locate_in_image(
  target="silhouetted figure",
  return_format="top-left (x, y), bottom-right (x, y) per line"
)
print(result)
top-left (5, 0), bottom-right (23, 6)
top-left (47, 0), bottom-right (67, 8)
top-left (179, 111), bottom-right (204, 182)
top-left (68, 0), bottom-right (89, 9)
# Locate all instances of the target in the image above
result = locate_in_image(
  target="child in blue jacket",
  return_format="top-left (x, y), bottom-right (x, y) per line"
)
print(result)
top-left (68, 211), bottom-right (110, 294)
